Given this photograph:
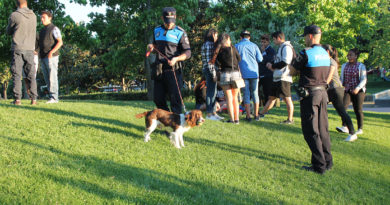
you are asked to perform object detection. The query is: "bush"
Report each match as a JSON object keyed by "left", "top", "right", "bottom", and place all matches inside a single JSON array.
[{"left": 61, "top": 89, "right": 195, "bottom": 102}]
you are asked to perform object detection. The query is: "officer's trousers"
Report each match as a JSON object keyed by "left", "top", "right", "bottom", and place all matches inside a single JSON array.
[
  {"left": 153, "top": 69, "right": 183, "bottom": 114},
  {"left": 300, "top": 89, "right": 332, "bottom": 173}
]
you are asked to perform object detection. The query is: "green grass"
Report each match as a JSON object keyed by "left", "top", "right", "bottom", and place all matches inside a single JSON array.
[
  {"left": 0, "top": 100, "right": 389, "bottom": 204},
  {"left": 366, "top": 75, "right": 390, "bottom": 95}
]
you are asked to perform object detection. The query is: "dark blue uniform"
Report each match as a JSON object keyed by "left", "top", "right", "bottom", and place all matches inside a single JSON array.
[
  {"left": 152, "top": 25, "right": 191, "bottom": 114},
  {"left": 292, "top": 44, "right": 332, "bottom": 173}
]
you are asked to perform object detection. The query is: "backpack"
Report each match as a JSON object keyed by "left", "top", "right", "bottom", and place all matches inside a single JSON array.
[{"left": 280, "top": 44, "right": 296, "bottom": 64}]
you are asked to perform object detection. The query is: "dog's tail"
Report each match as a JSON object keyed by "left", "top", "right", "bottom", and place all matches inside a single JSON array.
[{"left": 135, "top": 111, "right": 149, "bottom": 119}]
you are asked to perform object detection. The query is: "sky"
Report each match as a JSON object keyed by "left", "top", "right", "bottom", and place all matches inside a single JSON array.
[{"left": 58, "top": 0, "right": 107, "bottom": 23}]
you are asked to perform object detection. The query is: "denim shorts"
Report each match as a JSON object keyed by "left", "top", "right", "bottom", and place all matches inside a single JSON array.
[{"left": 219, "top": 71, "right": 241, "bottom": 86}]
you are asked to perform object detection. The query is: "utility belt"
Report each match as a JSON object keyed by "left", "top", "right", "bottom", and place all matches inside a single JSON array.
[
  {"left": 296, "top": 85, "right": 326, "bottom": 98},
  {"left": 151, "top": 61, "right": 183, "bottom": 80}
]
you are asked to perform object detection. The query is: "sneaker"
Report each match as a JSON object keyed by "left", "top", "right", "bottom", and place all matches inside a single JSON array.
[
  {"left": 281, "top": 119, "right": 294, "bottom": 124},
  {"left": 11, "top": 100, "right": 21, "bottom": 105},
  {"left": 234, "top": 120, "right": 239, "bottom": 125},
  {"left": 206, "top": 115, "right": 220, "bottom": 121},
  {"left": 258, "top": 114, "right": 265, "bottom": 119},
  {"left": 244, "top": 117, "right": 252, "bottom": 122},
  {"left": 46, "top": 98, "right": 58, "bottom": 104},
  {"left": 214, "top": 114, "right": 224, "bottom": 120},
  {"left": 344, "top": 134, "right": 358, "bottom": 142},
  {"left": 336, "top": 126, "right": 349, "bottom": 134},
  {"left": 31, "top": 100, "right": 37, "bottom": 105},
  {"left": 355, "top": 129, "right": 363, "bottom": 135},
  {"left": 254, "top": 116, "right": 260, "bottom": 121}
]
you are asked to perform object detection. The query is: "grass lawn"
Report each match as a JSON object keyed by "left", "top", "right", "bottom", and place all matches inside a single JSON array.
[
  {"left": 366, "top": 75, "right": 390, "bottom": 95},
  {"left": 0, "top": 100, "right": 389, "bottom": 204}
]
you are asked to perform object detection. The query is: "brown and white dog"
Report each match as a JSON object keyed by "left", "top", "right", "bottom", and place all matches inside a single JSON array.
[{"left": 135, "top": 109, "right": 205, "bottom": 148}]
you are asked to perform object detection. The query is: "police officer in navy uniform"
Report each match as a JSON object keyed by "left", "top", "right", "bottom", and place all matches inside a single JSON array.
[
  {"left": 290, "top": 25, "right": 332, "bottom": 174},
  {"left": 147, "top": 7, "right": 191, "bottom": 114}
]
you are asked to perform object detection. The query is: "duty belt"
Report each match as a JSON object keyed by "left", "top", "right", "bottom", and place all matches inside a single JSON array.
[{"left": 308, "top": 86, "right": 326, "bottom": 91}]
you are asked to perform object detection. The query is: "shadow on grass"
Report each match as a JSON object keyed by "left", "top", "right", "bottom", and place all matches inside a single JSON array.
[
  {"left": 0, "top": 103, "right": 146, "bottom": 137},
  {"left": 0, "top": 135, "right": 278, "bottom": 204},
  {"left": 63, "top": 100, "right": 156, "bottom": 110},
  {"left": 186, "top": 137, "right": 304, "bottom": 169}
]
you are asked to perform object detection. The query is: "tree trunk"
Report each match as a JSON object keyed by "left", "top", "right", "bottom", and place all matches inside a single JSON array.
[
  {"left": 121, "top": 77, "right": 127, "bottom": 92},
  {"left": 145, "top": 0, "right": 154, "bottom": 101},
  {"left": 3, "top": 82, "right": 8, "bottom": 100},
  {"left": 145, "top": 54, "right": 154, "bottom": 100}
]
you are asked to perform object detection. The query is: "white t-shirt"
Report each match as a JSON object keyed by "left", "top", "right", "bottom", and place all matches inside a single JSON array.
[{"left": 273, "top": 41, "right": 293, "bottom": 83}]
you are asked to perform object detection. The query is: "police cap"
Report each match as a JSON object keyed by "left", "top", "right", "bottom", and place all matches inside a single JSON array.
[
  {"left": 301, "top": 25, "right": 322, "bottom": 37},
  {"left": 162, "top": 7, "right": 176, "bottom": 24}
]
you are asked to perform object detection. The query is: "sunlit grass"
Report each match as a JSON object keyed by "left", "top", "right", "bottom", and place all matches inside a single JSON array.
[{"left": 0, "top": 100, "right": 389, "bottom": 204}]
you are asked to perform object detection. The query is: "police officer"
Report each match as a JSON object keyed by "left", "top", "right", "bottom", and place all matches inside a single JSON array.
[
  {"left": 147, "top": 7, "right": 191, "bottom": 114},
  {"left": 290, "top": 25, "right": 332, "bottom": 174}
]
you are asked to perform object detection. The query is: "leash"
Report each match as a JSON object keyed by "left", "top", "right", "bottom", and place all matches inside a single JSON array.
[{"left": 146, "top": 46, "right": 187, "bottom": 113}]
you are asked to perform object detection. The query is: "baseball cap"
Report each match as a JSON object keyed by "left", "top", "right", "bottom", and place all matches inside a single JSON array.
[
  {"left": 240, "top": 30, "right": 251, "bottom": 37},
  {"left": 162, "top": 7, "right": 176, "bottom": 24},
  {"left": 300, "top": 25, "right": 322, "bottom": 37}
]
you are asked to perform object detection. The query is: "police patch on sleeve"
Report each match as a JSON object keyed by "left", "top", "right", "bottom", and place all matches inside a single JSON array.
[
  {"left": 156, "top": 31, "right": 160, "bottom": 38},
  {"left": 183, "top": 34, "right": 189, "bottom": 45}
]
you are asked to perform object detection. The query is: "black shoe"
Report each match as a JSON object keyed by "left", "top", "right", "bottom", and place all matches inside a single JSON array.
[
  {"left": 302, "top": 166, "right": 324, "bottom": 174},
  {"left": 224, "top": 120, "right": 235, "bottom": 124},
  {"left": 234, "top": 120, "right": 239, "bottom": 125},
  {"left": 244, "top": 117, "right": 252, "bottom": 122}
]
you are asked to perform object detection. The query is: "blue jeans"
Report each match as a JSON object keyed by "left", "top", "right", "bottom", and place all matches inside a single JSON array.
[
  {"left": 243, "top": 78, "right": 259, "bottom": 104},
  {"left": 203, "top": 68, "right": 217, "bottom": 114},
  {"left": 41, "top": 56, "right": 59, "bottom": 100}
]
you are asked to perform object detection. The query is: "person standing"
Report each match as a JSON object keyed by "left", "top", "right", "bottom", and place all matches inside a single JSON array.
[
  {"left": 291, "top": 25, "right": 332, "bottom": 174},
  {"left": 339, "top": 48, "right": 367, "bottom": 136},
  {"left": 259, "top": 31, "right": 294, "bottom": 124},
  {"left": 235, "top": 30, "right": 263, "bottom": 121},
  {"left": 39, "top": 11, "right": 63, "bottom": 103},
  {"left": 258, "top": 34, "right": 276, "bottom": 107},
  {"left": 214, "top": 33, "right": 242, "bottom": 124},
  {"left": 6, "top": 0, "right": 38, "bottom": 105},
  {"left": 147, "top": 7, "right": 191, "bottom": 114},
  {"left": 201, "top": 28, "right": 223, "bottom": 120},
  {"left": 323, "top": 45, "right": 357, "bottom": 142}
]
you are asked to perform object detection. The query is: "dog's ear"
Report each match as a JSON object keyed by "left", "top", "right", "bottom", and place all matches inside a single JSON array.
[{"left": 185, "top": 111, "right": 197, "bottom": 127}]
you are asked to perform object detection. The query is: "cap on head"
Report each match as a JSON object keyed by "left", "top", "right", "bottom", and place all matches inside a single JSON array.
[
  {"left": 301, "top": 25, "right": 322, "bottom": 37},
  {"left": 162, "top": 7, "right": 176, "bottom": 24},
  {"left": 240, "top": 30, "right": 251, "bottom": 38}
]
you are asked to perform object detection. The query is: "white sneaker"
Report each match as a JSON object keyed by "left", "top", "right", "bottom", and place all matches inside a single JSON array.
[
  {"left": 214, "top": 114, "right": 224, "bottom": 120},
  {"left": 336, "top": 126, "right": 349, "bottom": 134},
  {"left": 206, "top": 115, "right": 220, "bottom": 121},
  {"left": 355, "top": 129, "right": 363, "bottom": 135},
  {"left": 344, "top": 134, "right": 358, "bottom": 142},
  {"left": 46, "top": 98, "right": 59, "bottom": 104}
]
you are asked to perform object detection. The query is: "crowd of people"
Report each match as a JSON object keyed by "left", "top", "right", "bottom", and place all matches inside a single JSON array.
[
  {"left": 147, "top": 7, "right": 367, "bottom": 174},
  {"left": 6, "top": 0, "right": 63, "bottom": 105},
  {"left": 7, "top": 3, "right": 368, "bottom": 175}
]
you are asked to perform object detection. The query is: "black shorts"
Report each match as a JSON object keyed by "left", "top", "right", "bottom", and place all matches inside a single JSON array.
[{"left": 271, "top": 81, "right": 291, "bottom": 98}]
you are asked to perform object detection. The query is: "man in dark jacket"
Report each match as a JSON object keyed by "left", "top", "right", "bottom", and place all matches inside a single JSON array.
[
  {"left": 39, "top": 10, "right": 63, "bottom": 103},
  {"left": 258, "top": 34, "right": 276, "bottom": 107},
  {"left": 6, "top": 0, "right": 37, "bottom": 105},
  {"left": 147, "top": 7, "right": 191, "bottom": 114}
]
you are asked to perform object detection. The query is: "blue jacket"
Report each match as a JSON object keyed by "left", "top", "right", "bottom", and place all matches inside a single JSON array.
[{"left": 235, "top": 38, "right": 263, "bottom": 79}]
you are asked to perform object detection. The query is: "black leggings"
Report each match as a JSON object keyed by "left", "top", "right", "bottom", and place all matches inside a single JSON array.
[
  {"left": 343, "top": 90, "right": 365, "bottom": 130},
  {"left": 328, "top": 87, "right": 355, "bottom": 134}
]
